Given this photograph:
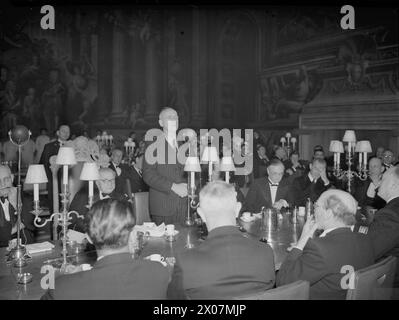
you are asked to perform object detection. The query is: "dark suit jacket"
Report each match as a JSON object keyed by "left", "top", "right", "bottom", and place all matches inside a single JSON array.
[
  {"left": 277, "top": 228, "right": 375, "bottom": 300},
  {"left": 353, "top": 177, "right": 386, "bottom": 209},
  {"left": 142, "top": 135, "right": 186, "bottom": 221},
  {"left": 41, "top": 252, "right": 170, "bottom": 299},
  {"left": 291, "top": 174, "right": 331, "bottom": 206},
  {"left": 110, "top": 162, "right": 149, "bottom": 194},
  {"left": 167, "top": 226, "right": 275, "bottom": 299},
  {"left": 68, "top": 187, "right": 126, "bottom": 233},
  {"left": 367, "top": 197, "right": 399, "bottom": 287},
  {"left": 242, "top": 177, "right": 292, "bottom": 213},
  {"left": 253, "top": 154, "right": 269, "bottom": 179},
  {"left": 0, "top": 199, "right": 34, "bottom": 247},
  {"left": 39, "top": 140, "right": 61, "bottom": 211}
]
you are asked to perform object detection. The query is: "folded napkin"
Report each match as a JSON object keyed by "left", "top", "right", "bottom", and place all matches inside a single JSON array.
[
  {"left": 25, "top": 241, "right": 55, "bottom": 255},
  {"left": 66, "top": 230, "right": 87, "bottom": 244},
  {"left": 134, "top": 223, "right": 166, "bottom": 237}
]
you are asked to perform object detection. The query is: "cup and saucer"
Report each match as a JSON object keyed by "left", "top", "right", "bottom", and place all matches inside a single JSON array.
[{"left": 164, "top": 224, "right": 179, "bottom": 241}]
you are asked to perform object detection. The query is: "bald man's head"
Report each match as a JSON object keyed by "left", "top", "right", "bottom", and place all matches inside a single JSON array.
[
  {"left": 197, "top": 181, "right": 241, "bottom": 231},
  {"left": 368, "top": 157, "right": 383, "bottom": 176},
  {"left": 158, "top": 107, "right": 178, "bottom": 134}
]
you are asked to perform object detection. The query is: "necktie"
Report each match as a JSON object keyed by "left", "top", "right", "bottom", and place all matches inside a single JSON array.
[{"left": 0, "top": 197, "right": 10, "bottom": 222}]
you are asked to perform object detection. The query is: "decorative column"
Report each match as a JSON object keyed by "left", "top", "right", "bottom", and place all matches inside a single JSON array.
[
  {"left": 298, "top": 129, "right": 313, "bottom": 161},
  {"left": 144, "top": 36, "right": 162, "bottom": 124},
  {"left": 111, "top": 10, "right": 126, "bottom": 119},
  {"left": 191, "top": 8, "right": 207, "bottom": 128},
  {"left": 96, "top": 15, "right": 112, "bottom": 118}
]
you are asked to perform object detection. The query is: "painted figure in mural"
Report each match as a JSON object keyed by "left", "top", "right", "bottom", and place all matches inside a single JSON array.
[
  {"left": 168, "top": 60, "right": 189, "bottom": 125},
  {"left": 125, "top": 99, "right": 146, "bottom": 129},
  {"left": 22, "top": 87, "right": 41, "bottom": 133},
  {"left": 41, "top": 69, "right": 65, "bottom": 135},
  {"left": 65, "top": 56, "right": 97, "bottom": 131},
  {"left": 0, "top": 80, "right": 20, "bottom": 135}
]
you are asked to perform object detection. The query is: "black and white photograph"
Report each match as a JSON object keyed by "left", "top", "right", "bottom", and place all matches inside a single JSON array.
[{"left": 0, "top": 0, "right": 398, "bottom": 305}]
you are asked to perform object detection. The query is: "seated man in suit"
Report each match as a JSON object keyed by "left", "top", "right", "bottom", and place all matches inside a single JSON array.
[
  {"left": 69, "top": 167, "right": 128, "bottom": 233},
  {"left": 0, "top": 165, "right": 34, "bottom": 247},
  {"left": 291, "top": 158, "right": 332, "bottom": 206},
  {"left": 382, "top": 149, "right": 395, "bottom": 173},
  {"left": 367, "top": 166, "right": 399, "bottom": 288},
  {"left": 277, "top": 189, "right": 375, "bottom": 299},
  {"left": 42, "top": 199, "right": 169, "bottom": 299},
  {"left": 353, "top": 157, "right": 386, "bottom": 210},
  {"left": 243, "top": 159, "right": 291, "bottom": 213},
  {"left": 110, "top": 148, "right": 148, "bottom": 194},
  {"left": 284, "top": 151, "right": 308, "bottom": 181},
  {"left": 167, "top": 181, "right": 275, "bottom": 299}
]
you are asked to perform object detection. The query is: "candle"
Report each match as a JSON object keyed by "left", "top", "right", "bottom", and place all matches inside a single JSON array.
[
  {"left": 286, "top": 132, "right": 291, "bottom": 139},
  {"left": 33, "top": 183, "right": 39, "bottom": 202},
  {"left": 63, "top": 165, "right": 68, "bottom": 186},
  {"left": 109, "top": 135, "right": 113, "bottom": 145},
  {"left": 333, "top": 153, "right": 337, "bottom": 167},
  {"left": 89, "top": 180, "right": 94, "bottom": 198},
  {"left": 190, "top": 171, "right": 195, "bottom": 190},
  {"left": 364, "top": 152, "right": 367, "bottom": 166},
  {"left": 209, "top": 162, "right": 213, "bottom": 181},
  {"left": 359, "top": 152, "right": 363, "bottom": 168},
  {"left": 337, "top": 153, "right": 341, "bottom": 166},
  {"left": 226, "top": 171, "right": 230, "bottom": 184},
  {"left": 348, "top": 142, "right": 351, "bottom": 156}
]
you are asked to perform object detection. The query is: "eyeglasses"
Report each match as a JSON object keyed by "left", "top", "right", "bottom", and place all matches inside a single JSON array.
[{"left": 383, "top": 155, "right": 393, "bottom": 158}]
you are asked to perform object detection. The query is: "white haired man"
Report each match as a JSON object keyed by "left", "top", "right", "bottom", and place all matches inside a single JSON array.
[{"left": 277, "top": 189, "right": 374, "bottom": 299}]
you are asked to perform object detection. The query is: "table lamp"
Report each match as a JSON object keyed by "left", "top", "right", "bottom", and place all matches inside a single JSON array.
[
  {"left": 220, "top": 156, "right": 236, "bottom": 184},
  {"left": 80, "top": 162, "right": 100, "bottom": 208},
  {"left": 201, "top": 146, "right": 219, "bottom": 182}
]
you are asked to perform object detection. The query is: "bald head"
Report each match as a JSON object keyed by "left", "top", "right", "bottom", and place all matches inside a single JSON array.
[
  {"left": 368, "top": 157, "right": 383, "bottom": 176},
  {"left": 197, "top": 181, "right": 241, "bottom": 231},
  {"left": 159, "top": 107, "right": 178, "bottom": 134},
  {"left": 96, "top": 167, "right": 116, "bottom": 194}
]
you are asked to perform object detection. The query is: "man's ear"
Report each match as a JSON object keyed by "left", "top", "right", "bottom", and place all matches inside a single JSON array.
[
  {"left": 56, "top": 130, "right": 60, "bottom": 137},
  {"left": 309, "top": 163, "right": 313, "bottom": 170},
  {"left": 10, "top": 174, "right": 14, "bottom": 183},
  {"left": 158, "top": 119, "right": 163, "bottom": 128}
]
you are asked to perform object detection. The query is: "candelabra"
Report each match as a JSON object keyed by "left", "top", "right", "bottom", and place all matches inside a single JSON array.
[
  {"left": 31, "top": 147, "right": 84, "bottom": 273},
  {"left": 184, "top": 156, "right": 201, "bottom": 226},
  {"left": 280, "top": 132, "right": 297, "bottom": 158},
  {"left": 96, "top": 131, "right": 113, "bottom": 148},
  {"left": 6, "top": 126, "right": 32, "bottom": 268},
  {"left": 124, "top": 138, "right": 135, "bottom": 157},
  {"left": 330, "top": 131, "right": 371, "bottom": 193}
]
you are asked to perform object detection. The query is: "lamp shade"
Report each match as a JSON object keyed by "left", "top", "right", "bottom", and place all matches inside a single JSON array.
[
  {"left": 80, "top": 162, "right": 100, "bottom": 181},
  {"left": 25, "top": 164, "right": 48, "bottom": 184},
  {"left": 220, "top": 156, "right": 236, "bottom": 172},
  {"left": 184, "top": 157, "right": 201, "bottom": 172},
  {"left": 201, "top": 146, "right": 219, "bottom": 162},
  {"left": 56, "top": 147, "right": 77, "bottom": 165},
  {"left": 342, "top": 130, "right": 356, "bottom": 143},
  {"left": 329, "top": 140, "right": 344, "bottom": 153},
  {"left": 357, "top": 140, "right": 372, "bottom": 153}
]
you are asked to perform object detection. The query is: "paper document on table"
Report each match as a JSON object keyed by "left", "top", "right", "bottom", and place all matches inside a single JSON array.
[
  {"left": 25, "top": 241, "right": 55, "bottom": 255},
  {"left": 135, "top": 223, "right": 166, "bottom": 237}
]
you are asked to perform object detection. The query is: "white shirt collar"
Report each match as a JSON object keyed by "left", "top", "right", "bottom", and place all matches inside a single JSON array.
[
  {"left": 319, "top": 225, "right": 354, "bottom": 238},
  {"left": 308, "top": 172, "right": 316, "bottom": 183}
]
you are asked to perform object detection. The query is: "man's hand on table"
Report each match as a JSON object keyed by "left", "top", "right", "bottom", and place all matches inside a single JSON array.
[{"left": 171, "top": 183, "right": 188, "bottom": 198}]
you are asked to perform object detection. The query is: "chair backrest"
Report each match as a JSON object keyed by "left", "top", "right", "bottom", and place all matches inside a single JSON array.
[
  {"left": 346, "top": 256, "right": 397, "bottom": 300},
  {"left": 233, "top": 280, "right": 310, "bottom": 300},
  {"left": 133, "top": 192, "right": 151, "bottom": 225}
]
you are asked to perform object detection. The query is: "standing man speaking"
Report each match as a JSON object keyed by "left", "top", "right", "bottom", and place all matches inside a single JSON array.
[{"left": 143, "top": 108, "right": 187, "bottom": 225}]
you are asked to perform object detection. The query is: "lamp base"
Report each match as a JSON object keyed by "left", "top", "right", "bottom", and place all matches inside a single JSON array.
[
  {"left": 7, "top": 246, "right": 28, "bottom": 267},
  {"left": 184, "top": 217, "right": 195, "bottom": 227}
]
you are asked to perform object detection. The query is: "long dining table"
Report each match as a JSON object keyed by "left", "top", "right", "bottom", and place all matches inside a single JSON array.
[{"left": 0, "top": 211, "right": 304, "bottom": 300}]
